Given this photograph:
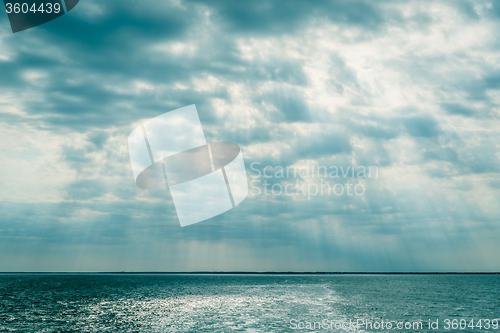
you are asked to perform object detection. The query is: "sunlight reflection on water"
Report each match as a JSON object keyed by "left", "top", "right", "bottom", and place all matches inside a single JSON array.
[{"left": 0, "top": 274, "right": 499, "bottom": 332}]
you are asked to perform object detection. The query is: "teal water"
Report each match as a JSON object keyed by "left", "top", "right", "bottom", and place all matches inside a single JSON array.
[{"left": 0, "top": 274, "right": 499, "bottom": 332}]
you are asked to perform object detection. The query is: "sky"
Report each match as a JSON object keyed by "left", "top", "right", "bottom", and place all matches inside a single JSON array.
[{"left": 0, "top": 0, "right": 499, "bottom": 272}]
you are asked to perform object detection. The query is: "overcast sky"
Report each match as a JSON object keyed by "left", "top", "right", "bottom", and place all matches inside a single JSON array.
[{"left": 0, "top": 0, "right": 499, "bottom": 272}]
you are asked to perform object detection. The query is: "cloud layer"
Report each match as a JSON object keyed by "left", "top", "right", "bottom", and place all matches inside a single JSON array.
[{"left": 0, "top": 0, "right": 499, "bottom": 271}]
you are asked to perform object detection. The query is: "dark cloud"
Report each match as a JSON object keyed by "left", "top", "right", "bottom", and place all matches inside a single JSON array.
[
  {"left": 441, "top": 103, "right": 476, "bottom": 117},
  {"left": 66, "top": 179, "right": 108, "bottom": 200},
  {"left": 0, "top": 0, "right": 499, "bottom": 272},
  {"left": 62, "top": 146, "right": 92, "bottom": 168},
  {"left": 423, "top": 147, "right": 459, "bottom": 163},
  {"left": 88, "top": 131, "right": 109, "bottom": 149},
  {"left": 342, "top": 115, "right": 401, "bottom": 140},
  {"left": 453, "top": 0, "right": 480, "bottom": 20},
  {"left": 339, "top": 112, "right": 443, "bottom": 141},
  {"left": 215, "top": 127, "right": 273, "bottom": 146},
  {"left": 255, "top": 89, "right": 311, "bottom": 123},
  {"left": 424, "top": 144, "right": 500, "bottom": 177},
  {"left": 187, "top": 0, "right": 386, "bottom": 35},
  {"left": 250, "top": 58, "right": 307, "bottom": 86},
  {"left": 402, "top": 115, "right": 441, "bottom": 138},
  {"left": 453, "top": 73, "right": 500, "bottom": 104},
  {"left": 294, "top": 131, "right": 352, "bottom": 158}
]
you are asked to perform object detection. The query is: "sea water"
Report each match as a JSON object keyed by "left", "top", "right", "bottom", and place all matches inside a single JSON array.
[{"left": 0, "top": 274, "right": 498, "bottom": 332}]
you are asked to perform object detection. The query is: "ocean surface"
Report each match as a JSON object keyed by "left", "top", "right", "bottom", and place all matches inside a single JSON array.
[{"left": 0, "top": 274, "right": 499, "bottom": 332}]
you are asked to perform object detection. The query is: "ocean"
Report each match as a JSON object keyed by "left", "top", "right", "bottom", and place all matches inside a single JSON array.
[{"left": 0, "top": 274, "right": 498, "bottom": 332}]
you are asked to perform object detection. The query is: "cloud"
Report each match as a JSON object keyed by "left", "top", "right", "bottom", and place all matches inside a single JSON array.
[
  {"left": 402, "top": 115, "right": 441, "bottom": 138},
  {"left": 65, "top": 179, "right": 108, "bottom": 200},
  {"left": 189, "top": 0, "right": 386, "bottom": 35},
  {"left": 255, "top": 88, "right": 311, "bottom": 123},
  {"left": 441, "top": 103, "right": 477, "bottom": 117},
  {"left": 0, "top": 0, "right": 499, "bottom": 271}
]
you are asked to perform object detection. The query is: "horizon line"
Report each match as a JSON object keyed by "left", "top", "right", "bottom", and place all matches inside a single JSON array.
[{"left": 0, "top": 271, "right": 499, "bottom": 275}]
